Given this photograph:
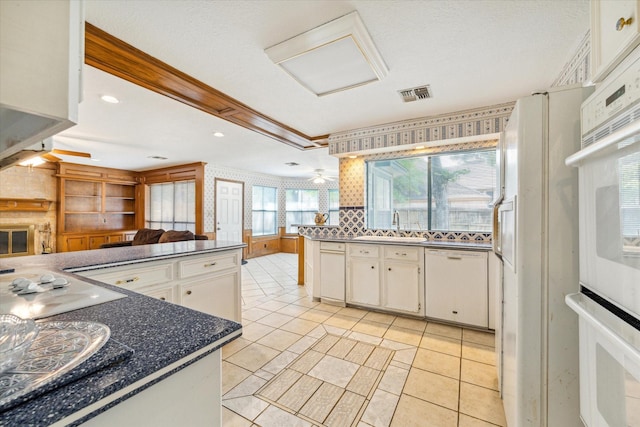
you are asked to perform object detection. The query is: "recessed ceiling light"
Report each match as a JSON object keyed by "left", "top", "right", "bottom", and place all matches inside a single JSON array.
[
  {"left": 101, "top": 95, "right": 120, "bottom": 104},
  {"left": 415, "top": 145, "right": 425, "bottom": 150},
  {"left": 348, "top": 155, "right": 357, "bottom": 159},
  {"left": 91, "top": 158, "right": 101, "bottom": 162},
  {"left": 213, "top": 132, "right": 224, "bottom": 137}
]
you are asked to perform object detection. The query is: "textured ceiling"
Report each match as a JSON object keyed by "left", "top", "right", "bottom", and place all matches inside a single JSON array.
[{"left": 54, "top": 0, "right": 589, "bottom": 177}]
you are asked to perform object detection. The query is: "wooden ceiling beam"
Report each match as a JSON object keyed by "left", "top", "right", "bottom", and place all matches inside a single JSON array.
[{"left": 84, "top": 22, "right": 329, "bottom": 150}]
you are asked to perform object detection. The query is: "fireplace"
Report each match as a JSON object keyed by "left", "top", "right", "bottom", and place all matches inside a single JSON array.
[{"left": 0, "top": 224, "right": 35, "bottom": 257}]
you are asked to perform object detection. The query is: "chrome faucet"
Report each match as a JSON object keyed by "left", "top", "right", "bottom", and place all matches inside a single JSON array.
[{"left": 392, "top": 210, "right": 400, "bottom": 233}]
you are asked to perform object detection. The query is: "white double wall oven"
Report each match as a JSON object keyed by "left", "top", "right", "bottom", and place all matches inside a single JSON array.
[{"left": 566, "top": 46, "right": 640, "bottom": 427}]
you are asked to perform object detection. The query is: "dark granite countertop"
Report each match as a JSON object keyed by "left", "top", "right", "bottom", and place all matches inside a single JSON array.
[
  {"left": 302, "top": 235, "right": 492, "bottom": 251},
  {"left": 0, "top": 241, "right": 245, "bottom": 426}
]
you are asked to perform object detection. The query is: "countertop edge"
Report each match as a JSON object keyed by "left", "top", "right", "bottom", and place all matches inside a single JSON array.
[
  {"left": 54, "top": 329, "right": 243, "bottom": 427},
  {"left": 302, "top": 236, "right": 492, "bottom": 250}
]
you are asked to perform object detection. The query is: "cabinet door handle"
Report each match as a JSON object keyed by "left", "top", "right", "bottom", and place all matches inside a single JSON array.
[
  {"left": 115, "top": 277, "right": 139, "bottom": 285},
  {"left": 186, "top": 290, "right": 192, "bottom": 295},
  {"left": 204, "top": 262, "right": 217, "bottom": 267},
  {"left": 160, "top": 297, "right": 166, "bottom": 301},
  {"left": 447, "top": 256, "right": 462, "bottom": 260},
  {"left": 617, "top": 17, "right": 633, "bottom": 31},
  {"left": 452, "top": 310, "right": 458, "bottom": 314},
  {"left": 361, "top": 250, "right": 369, "bottom": 254},
  {"left": 395, "top": 252, "right": 407, "bottom": 256},
  {"left": 371, "top": 266, "right": 375, "bottom": 269},
  {"left": 388, "top": 267, "right": 392, "bottom": 271}
]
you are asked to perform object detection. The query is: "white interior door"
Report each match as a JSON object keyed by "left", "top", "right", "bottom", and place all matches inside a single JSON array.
[{"left": 215, "top": 179, "right": 243, "bottom": 242}]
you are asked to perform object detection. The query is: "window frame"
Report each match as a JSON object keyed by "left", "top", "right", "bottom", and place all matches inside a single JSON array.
[
  {"left": 285, "top": 188, "right": 319, "bottom": 234},
  {"left": 328, "top": 189, "right": 340, "bottom": 226},
  {"left": 365, "top": 148, "right": 496, "bottom": 233},
  {"left": 252, "top": 185, "right": 278, "bottom": 236},
  {"left": 139, "top": 162, "right": 205, "bottom": 234},
  {"left": 146, "top": 180, "right": 197, "bottom": 232}
]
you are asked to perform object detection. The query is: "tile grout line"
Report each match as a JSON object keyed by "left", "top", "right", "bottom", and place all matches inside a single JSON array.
[{"left": 234, "top": 254, "right": 503, "bottom": 426}]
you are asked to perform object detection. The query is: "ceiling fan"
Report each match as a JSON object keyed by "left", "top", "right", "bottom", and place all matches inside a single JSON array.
[
  {"left": 307, "top": 169, "right": 336, "bottom": 184},
  {"left": 41, "top": 148, "right": 92, "bottom": 163}
]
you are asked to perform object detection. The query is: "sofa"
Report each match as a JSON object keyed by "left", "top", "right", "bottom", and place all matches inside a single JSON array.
[{"left": 100, "top": 228, "right": 208, "bottom": 249}]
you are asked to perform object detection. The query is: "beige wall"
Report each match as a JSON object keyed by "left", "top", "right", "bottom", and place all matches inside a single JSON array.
[{"left": 0, "top": 165, "right": 57, "bottom": 253}]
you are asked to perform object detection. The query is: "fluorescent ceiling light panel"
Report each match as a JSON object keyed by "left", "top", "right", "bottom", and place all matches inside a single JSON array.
[{"left": 265, "top": 11, "right": 388, "bottom": 96}]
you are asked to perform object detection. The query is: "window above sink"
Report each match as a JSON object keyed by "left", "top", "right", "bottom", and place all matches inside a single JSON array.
[{"left": 366, "top": 148, "right": 497, "bottom": 233}]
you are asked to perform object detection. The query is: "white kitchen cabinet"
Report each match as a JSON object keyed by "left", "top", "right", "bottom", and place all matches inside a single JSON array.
[
  {"left": 304, "top": 237, "right": 321, "bottom": 300},
  {"left": 383, "top": 245, "right": 424, "bottom": 316},
  {"left": 347, "top": 243, "right": 424, "bottom": 316},
  {"left": 0, "top": 0, "right": 82, "bottom": 152},
  {"left": 79, "top": 349, "right": 222, "bottom": 427},
  {"left": 347, "top": 254, "right": 381, "bottom": 307},
  {"left": 142, "top": 286, "right": 175, "bottom": 303},
  {"left": 591, "top": 0, "right": 640, "bottom": 82},
  {"left": 425, "top": 249, "right": 488, "bottom": 328},
  {"left": 179, "top": 270, "right": 240, "bottom": 322},
  {"left": 319, "top": 241, "right": 346, "bottom": 306},
  {"left": 81, "top": 260, "right": 175, "bottom": 291},
  {"left": 76, "top": 248, "right": 242, "bottom": 323}
]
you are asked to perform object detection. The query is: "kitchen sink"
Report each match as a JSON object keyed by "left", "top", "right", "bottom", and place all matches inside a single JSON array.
[{"left": 353, "top": 236, "right": 427, "bottom": 243}]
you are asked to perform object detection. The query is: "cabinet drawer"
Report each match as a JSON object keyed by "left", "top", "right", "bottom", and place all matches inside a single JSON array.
[
  {"left": 348, "top": 244, "right": 379, "bottom": 258},
  {"left": 141, "top": 286, "right": 174, "bottom": 303},
  {"left": 320, "top": 241, "right": 345, "bottom": 251},
  {"left": 88, "top": 263, "right": 174, "bottom": 289},
  {"left": 384, "top": 246, "right": 421, "bottom": 261},
  {"left": 178, "top": 252, "right": 240, "bottom": 279}
]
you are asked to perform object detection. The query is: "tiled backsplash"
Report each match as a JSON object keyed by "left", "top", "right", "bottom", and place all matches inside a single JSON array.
[{"left": 299, "top": 208, "right": 492, "bottom": 243}]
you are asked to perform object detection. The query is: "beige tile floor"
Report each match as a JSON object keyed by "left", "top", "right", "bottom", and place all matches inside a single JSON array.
[{"left": 222, "top": 253, "right": 506, "bottom": 427}]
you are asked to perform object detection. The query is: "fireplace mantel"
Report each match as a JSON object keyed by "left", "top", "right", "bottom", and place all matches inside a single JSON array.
[{"left": 0, "top": 198, "right": 52, "bottom": 212}]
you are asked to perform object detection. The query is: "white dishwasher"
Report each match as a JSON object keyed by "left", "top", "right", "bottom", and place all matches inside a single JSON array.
[
  {"left": 319, "top": 241, "right": 346, "bottom": 306},
  {"left": 425, "top": 249, "right": 488, "bottom": 327}
]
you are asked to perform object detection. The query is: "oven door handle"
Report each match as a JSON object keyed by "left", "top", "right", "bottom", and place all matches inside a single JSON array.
[
  {"left": 566, "top": 293, "right": 640, "bottom": 363},
  {"left": 566, "top": 117, "right": 640, "bottom": 167}
]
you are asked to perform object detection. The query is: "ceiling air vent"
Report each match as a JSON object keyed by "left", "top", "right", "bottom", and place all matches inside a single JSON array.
[{"left": 398, "top": 85, "right": 432, "bottom": 103}]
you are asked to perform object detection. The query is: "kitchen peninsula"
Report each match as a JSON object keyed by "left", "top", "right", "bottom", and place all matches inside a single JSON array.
[
  {"left": 301, "top": 234, "right": 497, "bottom": 330},
  {"left": 0, "top": 240, "right": 244, "bottom": 426}
]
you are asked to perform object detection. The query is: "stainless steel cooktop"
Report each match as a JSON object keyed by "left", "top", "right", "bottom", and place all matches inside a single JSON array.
[{"left": 0, "top": 270, "right": 126, "bottom": 319}]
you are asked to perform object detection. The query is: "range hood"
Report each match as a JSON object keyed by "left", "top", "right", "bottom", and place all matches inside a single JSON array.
[
  {"left": 0, "top": 134, "right": 53, "bottom": 171},
  {"left": 0, "top": 0, "right": 82, "bottom": 170}
]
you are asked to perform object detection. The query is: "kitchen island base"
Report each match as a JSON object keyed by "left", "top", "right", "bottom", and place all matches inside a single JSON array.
[{"left": 55, "top": 347, "right": 223, "bottom": 427}]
